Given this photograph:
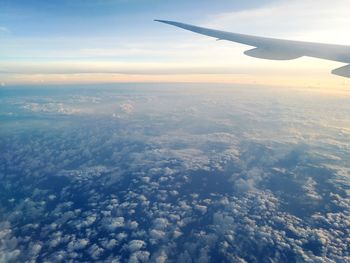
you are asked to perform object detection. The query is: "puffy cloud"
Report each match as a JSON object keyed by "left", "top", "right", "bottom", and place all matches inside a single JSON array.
[
  {"left": 1, "top": 84, "right": 349, "bottom": 262},
  {"left": 67, "top": 238, "right": 89, "bottom": 251},
  {"left": 194, "top": 204, "right": 208, "bottom": 214},
  {"left": 88, "top": 244, "right": 104, "bottom": 260},
  {"left": 233, "top": 178, "right": 255, "bottom": 193},
  {"left": 302, "top": 177, "right": 322, "bottom": 201},
  {"left": 120, "top": 103, "right": 134, "bottom": 114},
  {"left": 109, "top": 217, "right": 125, "bottom": 230},
  {"left": 128, "top": 250, "right": 150, "bottom": 263},
  {"left": 149, "top": 229, "right": 165, "bottom": 241},
  {"left": 153, "top": 218, "right": 168, "bottom": 230},
  {"left": 81, "top": 214, "right": 97, "bottom": 228},
  {"left": 101, "top": 239, "right": 118, "bottom": 250},
  {"left": 127, "top": 240, "right": 146, "bottom": 253},
  {"left": 0, "top": 222, "right": 21, "bottom": 263},
  {"left": 21, "top": 102, "right": 81, "bottom": 115},
  {"left": 154, "top": 250, "right": 167, "bottom": 263}
]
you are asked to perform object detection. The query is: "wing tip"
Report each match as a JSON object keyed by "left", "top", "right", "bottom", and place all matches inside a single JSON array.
[
  {"left": 154, "top": 19, "right": 173, "bottom": 24},
  {"left": 154, "top": 20, "right": 185, "bottom": 27}
]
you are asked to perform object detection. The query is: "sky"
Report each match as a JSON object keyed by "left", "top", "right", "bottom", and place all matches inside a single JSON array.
[{"left": 1, "top": 0, "right": 350, "bottom": 89}]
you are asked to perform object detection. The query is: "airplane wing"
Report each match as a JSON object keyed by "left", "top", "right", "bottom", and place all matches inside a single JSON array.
[{"left": 155, "top": 20, "right": 350, "bottom": 78}]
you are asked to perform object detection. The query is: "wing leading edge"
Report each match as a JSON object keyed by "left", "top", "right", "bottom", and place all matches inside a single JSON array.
[{"left": 155, "top": 19, "right": 350, "bottom": 78}]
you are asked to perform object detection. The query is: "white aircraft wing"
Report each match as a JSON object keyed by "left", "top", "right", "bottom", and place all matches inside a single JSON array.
[{"left": 155, "top": 20, "right": 350, "bottom": 78}]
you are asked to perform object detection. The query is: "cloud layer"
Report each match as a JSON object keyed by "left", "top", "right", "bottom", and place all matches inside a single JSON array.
[{"left": 0, "top": 84, "right": 349, "bottom": 262}]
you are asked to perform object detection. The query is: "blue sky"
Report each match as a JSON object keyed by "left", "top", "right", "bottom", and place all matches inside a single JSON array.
[
  {"left": 1, "top": 0, "right": 271, "bottom": 38},
  {"left": 1, "top": 0, "right": 350, "bottom": 88}
]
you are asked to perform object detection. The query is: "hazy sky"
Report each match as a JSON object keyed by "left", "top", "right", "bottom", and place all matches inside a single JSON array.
[{"left": 1, "top": 0, "right": 350, "bottom": 89}]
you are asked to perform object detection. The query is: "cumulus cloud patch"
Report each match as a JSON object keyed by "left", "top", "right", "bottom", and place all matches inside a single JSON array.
[
  {"left": 1, "top": 85, "right": 349, "bottom": 262},
  {"left": 22, "top": 102, "right": 82, "bottom": 115}
]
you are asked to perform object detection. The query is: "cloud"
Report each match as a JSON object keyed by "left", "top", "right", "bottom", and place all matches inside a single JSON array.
[
  {"left": 24, "top": 102, "right": 82, "bottom": 115},
  {"left": 1, "top": 85, "right": 349, "bottom": 261},
  {"left": 88, "top": 244, "right": 104, "bottom": 260},
  {"left": 194, "top": 204, "right": 208, "bottom": 214},
  {"left": 127, "top": 240, "right": 146, "bottom": 253},
  {"left": 233, "top": 178, "right": 256, "bottom": 193},
  {"left": 0, "top": 61, "right": 245, "bottom": 75},
  {"left": 302, "top": 177, "right": 322, "bottom": 201},
  {"left": 108, "top": 217, "right": 125, "bottom": 230},
  {"left": 149, "top": 229, "right": 165, "bottom": 241},
  {"left": 153, "top": 218, "right": 169, "bottom": 230},
  {"left": 67, "top": 239, "right": 89, "bottom": 251},
  {"left": 0, "top": 26, "right": 9, "bottom": 33},
  {"left": 0, "top": 222, "right": 21, "bottom": 263},
  {"left": 128, "top": 250, "right": 150, "bottom": 263},
  {"left": 120, "top": 103, "right": 135, "bottom": 114},
  {"left": 208, "top": 0, "right": 350, "bottom": 44}
]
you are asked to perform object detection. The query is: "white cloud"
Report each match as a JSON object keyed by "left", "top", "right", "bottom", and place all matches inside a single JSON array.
[
  {"left": 194, "top": 204, "right": 208, "bottom": 214},
  {"left": 1, "top": 85, "right": 349, "bottom": 261},
  {"left": 0, "top": 26, "right": 9, "bottom": 33},
  {"left": 68, "top": 238, "right": 89, "bottom": 251},
  {"left": 153, "top": 218, "right": 168, "bottom": 230},
  {"left": 117, "top": 232, "right": 128, "bottom": 241},
  {"left": 149, "top": 229, "right": 165, "bottom": 241},
  {"left": 302, "top": 177, "right": 322, "bottom": 201},
  {"left": 0, "top": 222, "right": 21, "bottom": 263},
  {"left": 128, "top": 250, "right": 150, "bottom": 263},
  {"left": 127, "top": 240, "right": 146, "bottom": 253},
  {"left": 21, "top": 102, "right": 82, "bottom": 115},
  {"left": 128, "top": 221, "right": 139, "bottom": 230},
  {"left": 120, "top": 103, "right": 134, "bottom": 114},
  {"left": 234, "top": 178, "right": 256, "bottom": 193},
  {"left": 88, "top": 244, "right": 104, "bottom": 260},
  {"left": 30, "top": 242, "right": 42, "bottom": 256},
  {"left": 154, "top": 250, "right": 167, "bottom": 263},
  {"left": 208, "top": 0, "right": 350, "bottom": 44},
  {"left": 107, "top": 217, "right": 125, "bottom": 231},
  {"left": 83, "top": 215, "right": 97, "bottom": 228}
]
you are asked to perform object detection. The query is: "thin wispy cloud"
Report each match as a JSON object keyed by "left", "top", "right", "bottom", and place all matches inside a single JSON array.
[
  {"left": 207, "top": 0, "right": 350, "bottom": 43},
  {"left": 0, "top": 26, "right": 9, "bottom": 33},
  {"left": 0, "top": 61, "right": 248, "bottom": 75}
]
